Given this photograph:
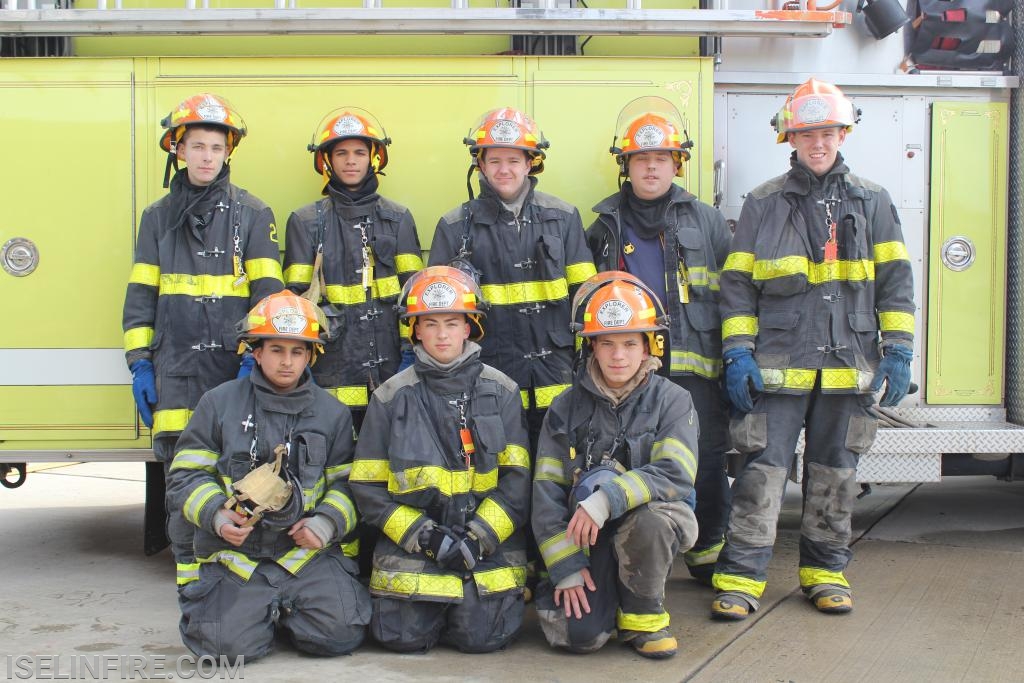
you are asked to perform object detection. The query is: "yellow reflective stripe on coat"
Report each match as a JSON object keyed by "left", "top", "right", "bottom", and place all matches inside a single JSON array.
[
  {"left": 370, "top": 568, "right": 464, "bottom": 599},
  {"left": 481, "top": 278, "right": 569, "bottom": 306},
  {"left": 711, "top": 572, "right": 767, "bottom": 598},
  {"left": 199, "top": 550, "right": 259, "bottom": 581},
  {"left": 475, "top": 497, "right": 516, "bottom": 544},
  {"left": 395, "top": 252, "right": 424, "bottom": 274},
  {"left": 153, "top": 408, "right": 192, "bottom": 435},
  {"left": 302, "top": 475, "right": 326, "bottom": 512},
  {"left": 327, "top": 385, "right": 370, "bottom": 408},
  {"left": 159, "top": 273, "right": 250, "bottom": 298},
  {"left": 244, "top": 257, "right": 284, "bottom": 282},
  {"left": 686, "top": 266, "right": 720, "bottom": 291},
  {"left": 324, "top": 462, "right": 351, "bottom": 486},
  {"left": 722, "top": 315, "right": 757, "bottom": 340},
  {"left": 565, "top": 261, "right": 598, "bottom": 286},
  {"left": 532, "top": 383, "right": 571, "bottom": 409},
  {"left": 723, "top": 251, "right": 755, "bottom": 273},
  {"left": 276, "top": 546, "right": 321, "bottom": 576},
  {"left": 176, "top": 562, "right": 200, "bottom": 586},
  {"left": 323, "top": 274, "right": 400, "bottom": 305},
  {"left": 759, "top": 367, "right": 817, "bottom": 391},
  {"left": 651, "top": 437, "right": 697, "bottom": 481},
  {"left": 129, "top": 262, "right": 161, "bottom": 287},
  {"left": 124, "top": 326, "right": 154, "bottom": 352},
  {"left": 683, "top": 540, "right": 724, "bottom": 567},
  {"left": 381, "top": 505, "right": 426, "bottom": 545},
  {"left": 611, "top": 471, "right": 652, "bottom": 509},
  {"left": 341, "top": 539, "right": 359, "bottom": 558},
  {"left": 873, "top": 240, "right": 910, "bottom": 264},
  {"left": 498, "top": 444, "right": 530, "bottom": 469},
  {"left": 535, "top": 457, "right": 569, "bottom": 484},
  {"left": 539, "top": 531, "right": 582, "bottom": 569},
  {"left": 617, "top": 608, "right": 670, "bottom": 632},
  {"left": 821, "top": 367, "right": 861, "bottom": 390},
  {"left": 170, "top": 449, "right": 219, "bottom": 474},
  {"left": 669, "top": 350, "right": 721, "bottom": 379},
  {"left": 388, "top": 465, "right": 497, "bottom": 497},
  {"left": 750, "top": 256, "right": 874, "bottom": 284},
  {"left": 474, "top": 565, "right": 527, "bottom": 596},
  {"left": 322, "top": 490, "right": 357, "bottom": 535},
  {"left": 798, "top": 567, "right": 850, "bottom": 589},
  {"left": 183, "top": 481, "right": 223, "bottom": 526},
  {"left": 283, "top": 263, "right": 313, "bottom": 285},
  {"left": 350, "top": 458, "right": 389, "bottom": 483},
  {"left": 879, "top": 311, "right": 914, "bottom": 334}
]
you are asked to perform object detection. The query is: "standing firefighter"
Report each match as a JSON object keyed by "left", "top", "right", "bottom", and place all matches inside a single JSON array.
[
  {"left": 166, "top": 291, "right": 370, "bottom": 660},
  {"left": 532, "top": 272, "right": 699, "bottom": 660},
  {"left": 711, "top": 79, "right": 915, "bottom": 620},
  {"left": 350, "top": 266, "right": 531, "bottom": 654},
  {"left": 588, "top": 96, "right": 732, "bottom": 584},
  {"left": 122, "top": 93, "right": 284, "bottom": 568},
  {"left": 428, "top": 107, "right": 596, "bottom": 451},
  {"left": 283, "top": 107, "right": 423, "bottom": 433}
]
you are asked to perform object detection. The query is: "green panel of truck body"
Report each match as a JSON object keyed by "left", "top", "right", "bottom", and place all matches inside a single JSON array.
[
  {"left": 0, "top": 54, "right": 710, "bottom": 455},
  {"left": 926, "top": 102, "right": 1007, "bottom": 404}
]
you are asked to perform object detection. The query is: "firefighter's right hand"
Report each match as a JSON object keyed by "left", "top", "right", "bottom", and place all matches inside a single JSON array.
[
  {"left": 216, "top": 508, "right": 254, "bottom": 547},
  {"left": 723, "top": 348, "right": 764, "bottom": 414},
  {"left": 419, "top": 524, "right": 461, "bottom": 567},
  {"left": 129, "top": 359, "right": 158, "bottom": 428},
  {"left": 554, "top": 568, "right": 596, "bottom": 620}
]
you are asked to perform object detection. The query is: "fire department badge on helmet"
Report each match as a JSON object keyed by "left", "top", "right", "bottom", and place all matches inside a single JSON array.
[
  {"left": 197, "top": 97, "right": 227, "bottom": 123},
  {"left": 422, "top": 282, "right": 458, "bottom": 309},
  {"left": 596, "top": 299, "right": 633, "bottom": 328},
  {"left": 271, "top": 308, "right": 308, "bottom": 335},
  {"left": 333, "top": 115, "right": 366, "bottom": 137},
  {"left": 634, "top": 124, "right": 666, "bottom": 148},
  {"left": 489, "top": 119, "right": 522, "bottom": 145},
  {"left": 797, "top": 97, "right": 832, "bottom": 125}
]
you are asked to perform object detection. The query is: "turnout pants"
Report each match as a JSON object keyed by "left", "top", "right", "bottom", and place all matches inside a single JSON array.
[
  {"left": 536, "top": 501, "right": 697, "bottom": 653},
  {"left": 713, "top": 389, "right": 877, "bottom": 599},
  {"left": 178, "top": 547, "right": 371, "bottom": 660}
]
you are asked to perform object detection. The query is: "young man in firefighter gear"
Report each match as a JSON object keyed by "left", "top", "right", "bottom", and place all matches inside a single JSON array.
[
  {"left": 428, "top": 107, "right": 597, "bottom": 453},
  {"left": 350, "top": 266, "right": 531, "bottom": 654},
  {"left": 122, "top": 93, "right": 284, "bottom": 567},
  {"left": 711, "top": 78, "right": 915, "bottom": 620},
  {"left": 166, "top": 291, "right": 370, "bottom": 660},
  {"left": 532, "top": 272, "right": 699, "bottom": 660},
  {"left": 587, "top": 97, "right": 732, "bottom": 585},
  {"left": 283, "top": 107, "right": 423, "bottom": 434}
]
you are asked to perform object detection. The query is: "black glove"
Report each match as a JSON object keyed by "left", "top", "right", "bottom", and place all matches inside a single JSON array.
[
  {"left": 420, "top": 524, "right": 460, "bottom": 566},
  {"left": 442, "top": 527, "right": 481, "bottom": 572}
]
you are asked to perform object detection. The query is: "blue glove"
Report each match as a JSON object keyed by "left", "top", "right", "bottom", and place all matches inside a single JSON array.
[
  {"left": 397, "top": 347, "right": 416, "bottom": 373},
  {"left": 870, "top": 345, "right": 912, "bottom": 407},
  {"left": 237, "top": 352, "right": 255, "bottom": 379},
  {"left": 723, "top": 347, "right": 764, "bottom": 414},
  {"left": 129, "top": 359, "right": 157, "bottom": 428}
]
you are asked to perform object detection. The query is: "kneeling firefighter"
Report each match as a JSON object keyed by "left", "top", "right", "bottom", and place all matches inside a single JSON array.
[{"left": 531, "top": 272, "right": 700, "bottom": 660}]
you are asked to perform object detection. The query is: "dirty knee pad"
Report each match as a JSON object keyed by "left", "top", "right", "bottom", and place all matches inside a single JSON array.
[
  {"left": 179, "top": 565, "right": 275, "bottom": 661},
  {"left": 370, "top": 597, "right": 447, "bottom": 653},
  {"left": 281, "top": 552, "right": 371, "bottom": 656},
  {"left": 444, "top": 588, "right": 525, "bottom": 653}
]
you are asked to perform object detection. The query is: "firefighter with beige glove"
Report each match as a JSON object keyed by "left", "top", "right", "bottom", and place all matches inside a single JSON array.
[
  {"left": 167, "top": 291, "right": 370, "bottom": 660},
  {"left": 711, "top": 79, "right": 915, "bottom": 620}
]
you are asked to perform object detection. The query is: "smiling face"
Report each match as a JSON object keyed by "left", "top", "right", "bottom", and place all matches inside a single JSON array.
[
  {"left": 627, "top": 151, "right": 678, "bottom": 200},
  {"left": 788, "top": 126, "right": 846, "bottom": 176},
  {"left": 253, "top": 339, "right": 311, "bottom": 393},
  {"left": 591, "top": 332, "right": 649, "bottom": 389},
  {"left": 414, "top": 313, "right": 471, "bottom": 365},
  {"left": 328, "top": 138, "right": 372, "bottom": 190},
  {"left": 478, "top": 147, "right": 531, "bottom": 202},
  {"left": 176, "top": 126, "right": 229, "bottom": 187}
]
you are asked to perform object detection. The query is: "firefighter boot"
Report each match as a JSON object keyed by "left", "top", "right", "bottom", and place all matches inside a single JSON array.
[
  {"left": 621, "top": 629, "right": 677, "bottom": 660},
  {"left": 804, "top": 584, "right": 853, "bottom": 614},
  {"left": 710, "top": 592, "right": 759, "bottom": 621}
]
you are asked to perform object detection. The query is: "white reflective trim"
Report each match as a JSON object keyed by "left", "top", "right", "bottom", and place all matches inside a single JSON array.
[{"left": 0, "top": 349, "right": 132, "bottom": 386}]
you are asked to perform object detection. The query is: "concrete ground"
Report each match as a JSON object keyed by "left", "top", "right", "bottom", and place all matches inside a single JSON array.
[{"left": 1, "top": 463, "right": 1022, "bottom": 682}]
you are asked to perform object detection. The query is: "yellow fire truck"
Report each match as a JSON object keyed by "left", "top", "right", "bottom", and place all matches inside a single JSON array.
[{"left": 2, "top": 0, "right": 1022, "bottom": 543}]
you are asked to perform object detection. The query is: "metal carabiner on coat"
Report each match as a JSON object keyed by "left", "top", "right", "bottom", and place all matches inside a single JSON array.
[
  {"left": 352, "top": 220, "right": 375, "bottom": 291},
  {"left": 449, "top": 392, "right": 475, "bottom": 469},
  {"left": 817, "top": 196, "right": 840, "bottom": 265}
]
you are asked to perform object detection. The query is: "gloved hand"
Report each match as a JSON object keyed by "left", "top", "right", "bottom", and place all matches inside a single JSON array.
[
  {"left": 237, "top": 352, "right": 255, "bottom": 379},
  {"left": 129, "top": 359, "right": 157, "bottom": 428},
  {"left": 870, "top": 345, "right": 913, "bottom": 407},
  {"left": 420, "top": 524, "right": 461, "bottom": 566},
  {"left": 723, "top": 347, "right": 764, "bottom": 414},
  {"left": 441, "top": 527, "right": 481, "bottom": 572},
  {"left": 397, "top": 348, "right": 417, "bottom": 373}
]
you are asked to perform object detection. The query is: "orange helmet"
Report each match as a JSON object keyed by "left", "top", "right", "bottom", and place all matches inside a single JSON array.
[
  {"left": 464, "top": 107, "right": 548, "bottom": 175},
  {"left": 771, "top": 78, "right": 859, "bottom": 144},
  {"left": 238, "top": 292, "right": 327, "bottom": 361},
  {"left": 611, "top": 96, "right": 692, "bottom": 177},
  {"left": 572, "top": 271, "right": 667, "bottom": 356},
  {"left": 398, "top": 266, "right": 487, "bottom": 342},
  {"left": 308, "top": 107, "right": 390, "bottom": 180},
  {"left": 159, "top": 93, "right": 247, "bottom": 155}
]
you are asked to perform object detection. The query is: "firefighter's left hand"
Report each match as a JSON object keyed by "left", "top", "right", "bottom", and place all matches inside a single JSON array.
[
  {"left": 870, "top": 345, "right": 913, "bottom": 407},
  {"left": 288, "top": 518, "right": 325, "bottom": 550},
  {"left": 567, "top": 506, "right": 600, "bottom": 548}
]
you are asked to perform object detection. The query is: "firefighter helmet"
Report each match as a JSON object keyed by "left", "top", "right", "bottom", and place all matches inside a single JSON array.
[
  {"left": 398, "top": 266, "right": 487, "bottom": 342},
  {"left": 159, "top": 93, "right": 247, "bottom": 154},
  {"left": 464, "top": 107, "right": 548, "bottom": 175},
  {"left": 238, "top": 292, "right": 328, "bottom": 361},
  {"left": 611, "top": 96, "right": 692, "bottom": 177},
  {"left": 572, "top": 271, "right": 668, "bottom": 357},
  {"left": 771, "top": 78, "right": 860, "bottom": 144},
  {"left": 308, "top": 107, "right": 390, "bottom": 178}
]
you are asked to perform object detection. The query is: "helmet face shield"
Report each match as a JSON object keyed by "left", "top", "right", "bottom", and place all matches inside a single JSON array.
[
  {"left": 611, "top": 96, "right": 692, "bottom": 176},
  {"left": 159, "top": 93, "right": 247, "bottom": 155},
  {"left": 239, "top": 292, "right": 327, "bottom": 362},
  {"left": 572, "top": 271, "right": 668, "bottom": 357},
  {"left": 308, "top": 107, "right": 390, "bottom": 175},
  {"left": 399, "top": 265, "right": 488, "bottom": 342},
  {"left": 465, "top": 107, "right": 548, "bottom": 174}
]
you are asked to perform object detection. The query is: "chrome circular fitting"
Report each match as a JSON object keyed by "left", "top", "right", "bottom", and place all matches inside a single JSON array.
[
  {"left": 940, "top": 236, "right": 975, "bottom": 272},
  {"left": 1, "top": 237, "right": 39, "bottom": 277}
]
